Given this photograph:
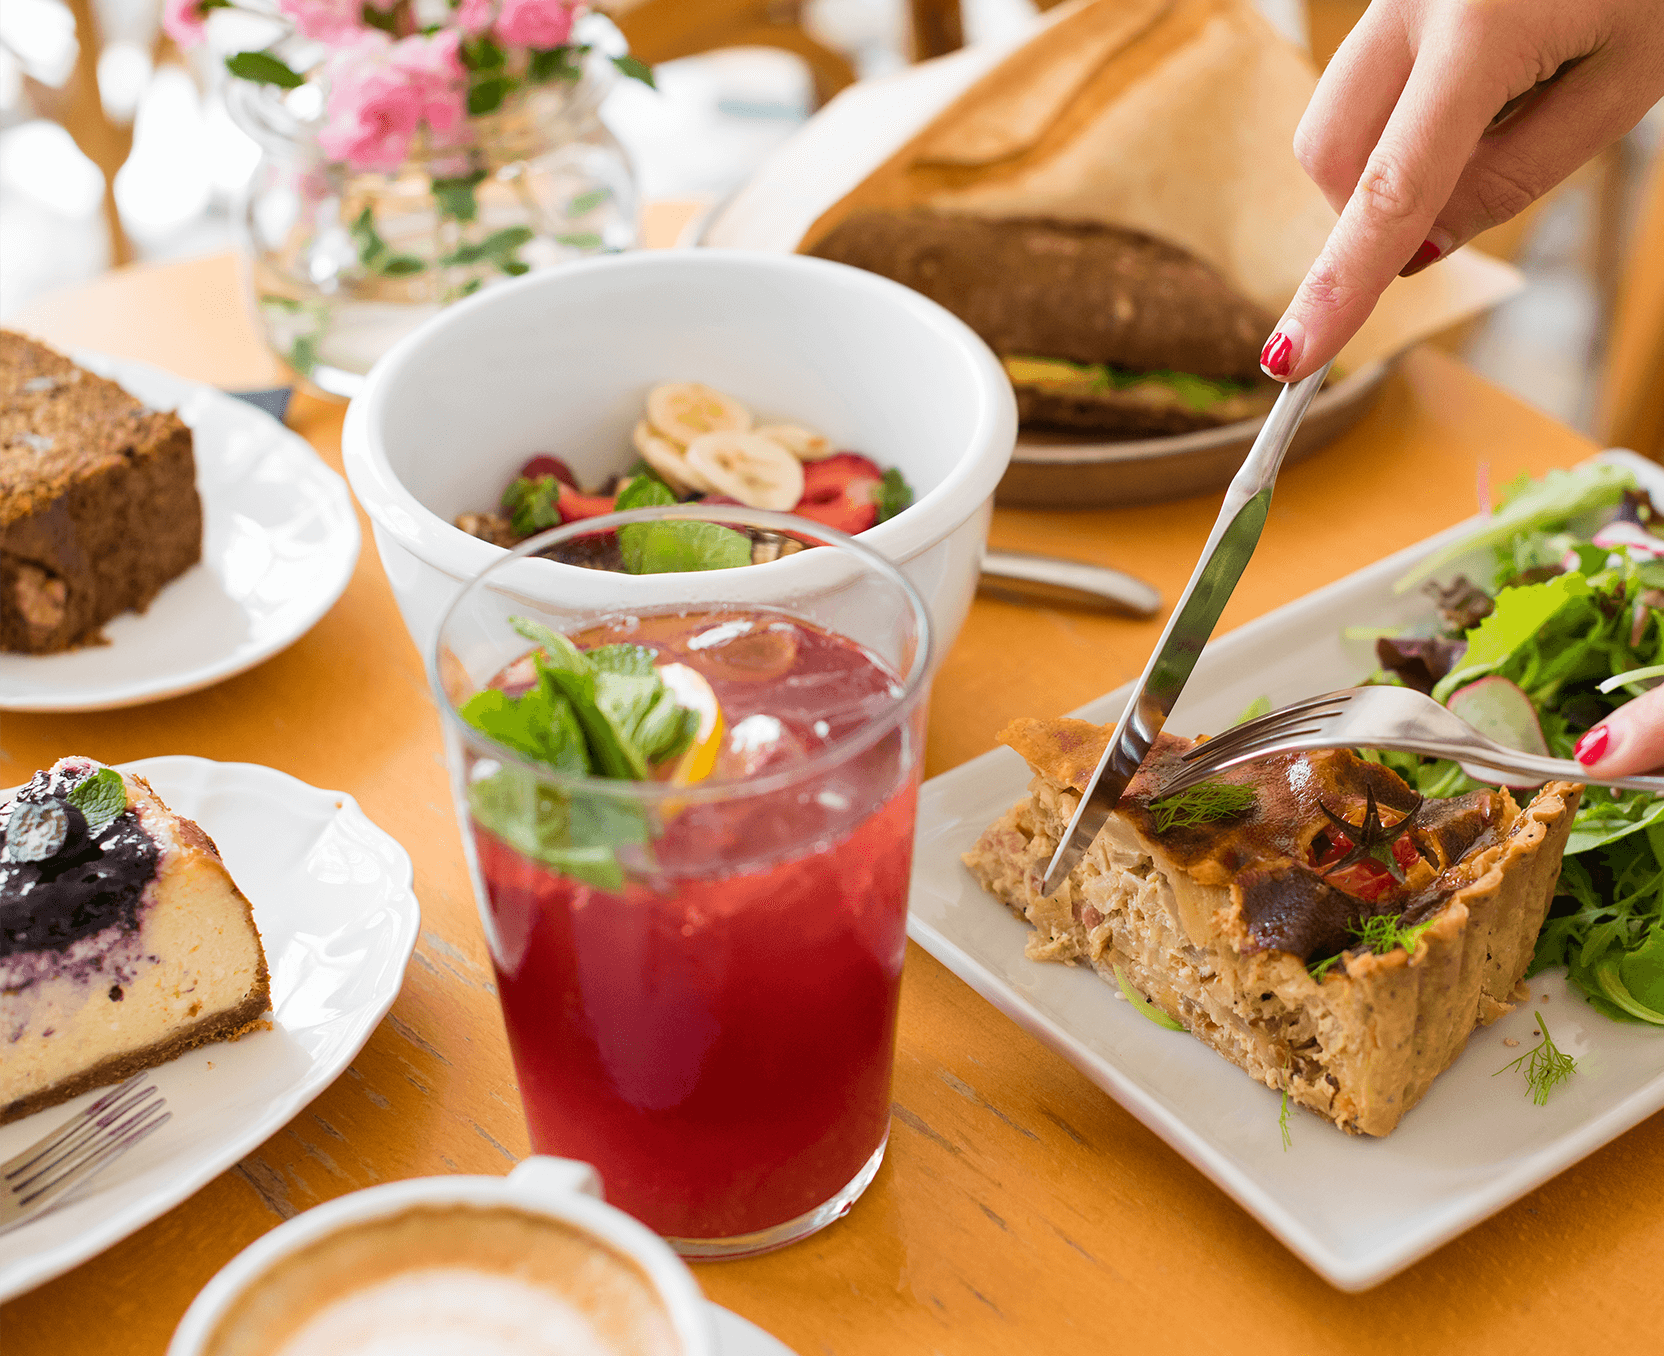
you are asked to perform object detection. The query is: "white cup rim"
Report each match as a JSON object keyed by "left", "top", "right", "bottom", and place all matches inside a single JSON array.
[
  {"left": 340, "top": 247, "right": 1018, "bottom": 586},
  {"left": 167, "top": 1158, "right": 712, "bottom": 1355}
]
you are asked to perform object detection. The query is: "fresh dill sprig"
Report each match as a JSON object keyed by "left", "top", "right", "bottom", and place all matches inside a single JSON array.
[
  {"left": 1494, "top": 1010, "right": 1578, "bottom": 1105},
  {"left": 1307, "top": 913, "right": 1434, "bottom": 981},
  {"left": 1350, "top": 912, "right": 1437, "bottom": 957},
  {"left": 1278, "top": 1086, "right": 1293, "bottom": 1151},
  {"left": 1148, "top": 780, "right": 1256, "bottom": 834}
]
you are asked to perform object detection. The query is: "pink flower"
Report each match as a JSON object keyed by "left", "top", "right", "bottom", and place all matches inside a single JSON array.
[
  {"left": 494, "top": 0, "right": 575, "bottom": 50},
  {"left": 277, "top": 0, "right": 372, "bottom": 43},
  {"left": 319, "top": 31, "right": 468, "bottom": 172},
  {"left": 162, "top": 0, "right": 209, "bottom": 45},
  {"left": 455, "top": 0, "right": 496, "bottom": 36}
]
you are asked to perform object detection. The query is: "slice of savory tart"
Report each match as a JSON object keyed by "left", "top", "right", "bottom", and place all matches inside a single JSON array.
[{"left": 963, "top": 718, "right": 1580, "bottom": 1136}]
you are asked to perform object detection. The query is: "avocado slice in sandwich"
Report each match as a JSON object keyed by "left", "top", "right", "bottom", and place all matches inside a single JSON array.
[{"left": 809, "top": 210, "right": 1284, "bottom": 438}]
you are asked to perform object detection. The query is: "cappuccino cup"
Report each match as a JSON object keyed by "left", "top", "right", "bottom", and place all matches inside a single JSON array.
[{"left": 168, "top": 1158, "right": 712, "bottom": 1356}]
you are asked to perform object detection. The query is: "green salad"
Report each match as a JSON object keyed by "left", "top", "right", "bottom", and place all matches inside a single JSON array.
[{"left": 1358, "top": 461, "right": 1664, "bottom": 1026}]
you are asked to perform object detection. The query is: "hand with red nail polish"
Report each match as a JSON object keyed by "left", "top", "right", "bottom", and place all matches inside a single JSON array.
[
  {"left": 1262, "top": 0, "right": 1664, "bottom": 382},
  {"left": 1570, "top": 684, "right": 1664, "bottom": 777}
]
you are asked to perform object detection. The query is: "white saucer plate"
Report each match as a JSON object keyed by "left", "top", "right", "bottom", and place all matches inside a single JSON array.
[
  {"left": 908, "top": 449, "right": 1664, "bottom": 1291},
  {"left": 0, "top": 757, "right": 420, "bottom": 1300},
  {"left": 0, "top": 354, "right": 359, "bottom": 712},
  {"left": 711, "top": 1302, "right": 798, "bottom": 1355}
]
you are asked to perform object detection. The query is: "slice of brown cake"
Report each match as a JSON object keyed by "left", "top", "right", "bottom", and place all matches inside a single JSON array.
[{"left": 0, "top": 331, "right": 202, "bottom": 653}]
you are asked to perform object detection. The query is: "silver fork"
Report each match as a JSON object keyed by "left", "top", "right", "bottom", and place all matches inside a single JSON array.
[
  {"left": 0, "top": 1074, "right": 170, "bottom": 1235},
  {"left": 1160, "top": 685, "right": 1664, "bottom": 799}
]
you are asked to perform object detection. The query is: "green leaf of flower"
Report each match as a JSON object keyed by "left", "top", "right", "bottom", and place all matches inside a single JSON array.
[
  {"left": 569, "top": 188, "right": 609, "bottom": 214},
  {"left": 468, "top": 74, "right": 517, "bottom": 116},
  {"left": 612, "top": 54, "right": 656, "bottom": 88},
  {"left": 555, "top": 231, "right": 603, "bottom": 250},
  {"left": 528, "top": 46, "right": 584, "bottom": 83},
  {"left": 379, "top": 255, "right": 426, "bottom": 277},
  {"left": 225, "top": 51, "right": 305, "bottom": 89},
  {"left": 432, "top": 172, "right": 485, "bottom": 222}
]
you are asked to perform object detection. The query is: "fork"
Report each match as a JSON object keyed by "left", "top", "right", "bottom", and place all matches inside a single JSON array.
[
  {"left": 1160, "top": 685, "right": 1664, "bottom": 800},
  {"left": 0, "top": 1074, "right": 170, "bottom": 1235}
]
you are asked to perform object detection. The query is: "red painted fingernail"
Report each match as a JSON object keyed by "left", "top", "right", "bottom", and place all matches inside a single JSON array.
[
  {"left": 1400, "top": 239, "right": 1443, "bottom": 277},
  {"left": 1574, "top": 726, "right": 1609, "bottom": 766},
  {"left": 1260, "top": 332, "right": 1294, "bottom": 378}
]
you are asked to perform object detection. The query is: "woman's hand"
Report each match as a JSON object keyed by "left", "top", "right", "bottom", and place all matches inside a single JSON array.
[
  {"left": 1573, "top": 683, "right": 1664, "bottom": 777},
  {"left": 1260, "top": 0, "right": 1664, "bottom": 382}
]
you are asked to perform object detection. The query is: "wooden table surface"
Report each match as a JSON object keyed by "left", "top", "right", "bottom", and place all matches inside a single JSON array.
[{"left": 4, "top": 240, "right": 1661, "bottom": 1355}]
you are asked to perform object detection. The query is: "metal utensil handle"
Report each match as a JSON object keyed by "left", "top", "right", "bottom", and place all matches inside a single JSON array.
[
  {"left": 979, "top": 550, "right": 1162, "bottom": 617},
  {"left": 1038, "top": 363, "right": 1334, "bottom": 894}
]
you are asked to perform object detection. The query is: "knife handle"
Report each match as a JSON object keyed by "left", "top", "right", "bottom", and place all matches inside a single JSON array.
[{"left": 979, "top": 551, "right": 1161, "bottom": 618}]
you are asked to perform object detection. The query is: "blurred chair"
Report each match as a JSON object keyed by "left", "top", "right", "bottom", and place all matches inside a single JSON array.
[
  {"left": 1597, "top": 152, "right": 1664, "bottom": 462},
  {"left": 22, "top": 0, "right": 142, "bottom": 265},
  {"left": 601, "top": 1, "right": 856, "bottom": 106}
]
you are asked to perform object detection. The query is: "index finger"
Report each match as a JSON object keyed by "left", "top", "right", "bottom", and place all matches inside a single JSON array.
[{"left": 1263, "top": 41, "right": 1513, "bottom": 381}]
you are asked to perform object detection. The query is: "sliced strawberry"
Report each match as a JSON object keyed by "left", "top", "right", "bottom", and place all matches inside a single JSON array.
[
  {"left": 557, "top": 484, "right": 618, "bottom": 520},
  {"left": 793, "top": 452, "right": 882, "bottom": 535},
  {"left": 520, "top": 454, "right": 579, "bottom": 487},
  {"left": 801, "top": 452, "right": 882, "bottom": 498}
]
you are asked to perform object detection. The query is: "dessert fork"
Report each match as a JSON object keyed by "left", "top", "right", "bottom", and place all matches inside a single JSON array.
[
  {"left": 1161, "top": 685, "right": 1664, "bottom": 799},
  {"left": 0, "top": 1074, "right": 170, "bottom": 1235}
]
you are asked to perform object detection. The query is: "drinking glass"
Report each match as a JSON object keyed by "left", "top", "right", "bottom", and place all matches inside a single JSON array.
[{"left": 431, "top": 505, "right": 931, "bottom": 1257}]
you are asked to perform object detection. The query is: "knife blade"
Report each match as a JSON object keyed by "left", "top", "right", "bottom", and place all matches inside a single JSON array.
[{"left": 1038, "top": 362, "right": 1334, "bottom": 895}]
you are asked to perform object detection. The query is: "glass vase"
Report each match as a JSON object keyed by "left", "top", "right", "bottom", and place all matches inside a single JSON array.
[{"left": 228, "top": 51, "right": 637, "bottom": 399}]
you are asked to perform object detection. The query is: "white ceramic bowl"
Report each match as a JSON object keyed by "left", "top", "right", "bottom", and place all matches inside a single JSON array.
[{"left": 342, "top": 249, "right": 1017, "bottom": 661}]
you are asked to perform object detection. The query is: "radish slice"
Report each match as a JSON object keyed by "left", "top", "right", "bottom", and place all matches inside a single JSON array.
[
  {"left": 1447, "top": 676, "right": 1551, "bottom": 789},
  {"left": 1591, "top": 520, "right": 1664, "bottom": 560}
]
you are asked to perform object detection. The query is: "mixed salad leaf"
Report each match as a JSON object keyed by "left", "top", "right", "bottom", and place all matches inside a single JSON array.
[
  {"left": 460, "top": 618, "right": 699, "bottom": 890},
  {"left": 1362, "top": 461, "right": 1664, "bottom": 1025}
]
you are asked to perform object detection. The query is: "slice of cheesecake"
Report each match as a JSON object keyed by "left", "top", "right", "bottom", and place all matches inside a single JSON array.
[
  {"left": 1, "top": 756, "right": 270, "bottom": 1124},
  {"left": 964, "top": 718, "right": 1580, "bottom": 1136}
]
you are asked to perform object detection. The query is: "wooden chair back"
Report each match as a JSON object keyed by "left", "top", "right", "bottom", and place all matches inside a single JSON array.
[
  {"left": 601, "top": 1, "right": 856, "bottom": 105},
  {"left": 1597, "top": 152, "right": 1664, "bottom": 461}
]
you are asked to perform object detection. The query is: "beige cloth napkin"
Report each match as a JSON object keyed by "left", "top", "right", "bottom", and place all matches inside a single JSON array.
[{"left": 706, "top": 0, "right": 1522, "bottom": 373}]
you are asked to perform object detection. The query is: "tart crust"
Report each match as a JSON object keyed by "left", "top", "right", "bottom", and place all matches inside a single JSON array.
[{"left": 964, "top": 718, "right": 1581, "bottom": 1136}]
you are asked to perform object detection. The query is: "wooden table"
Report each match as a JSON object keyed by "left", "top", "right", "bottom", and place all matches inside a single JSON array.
[{"left": 5, "top": 245, "right": 1661, "bottom": 1356}]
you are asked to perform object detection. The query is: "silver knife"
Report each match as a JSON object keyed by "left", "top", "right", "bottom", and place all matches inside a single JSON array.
[{"left": 1038, "top": 362, "right": 1334, "bottom": 895}]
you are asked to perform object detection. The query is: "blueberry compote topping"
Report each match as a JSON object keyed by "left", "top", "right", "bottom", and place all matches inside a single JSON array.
[{"left": 0, "top": 766, "right": 158, "bottom": 959}]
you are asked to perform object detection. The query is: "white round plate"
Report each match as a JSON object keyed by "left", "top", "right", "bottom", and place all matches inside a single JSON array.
[
  {"left": 711, "top": 1302, "right": 799, "bottom": 1355},
  {"left": 0, "top": 757, "right": 420, "bottom": 1301},
  {"left": 0, "top": 354, "right": 360, "bottom": 712}
]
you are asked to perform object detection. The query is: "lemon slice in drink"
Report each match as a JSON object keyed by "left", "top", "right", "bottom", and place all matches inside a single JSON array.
[{"left": 657, "top": 663, "right": 724, "bottom": 786}]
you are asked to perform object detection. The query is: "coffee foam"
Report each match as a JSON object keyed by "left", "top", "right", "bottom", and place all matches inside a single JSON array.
[
  {"left": 272, "top": 1268, "right": 624, "bottom": 1356},
  {"left": 203, "top": 1206, "right": 681, "bottom": 1356}
]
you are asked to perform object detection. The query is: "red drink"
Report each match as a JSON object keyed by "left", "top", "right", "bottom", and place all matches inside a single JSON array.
[{"left": 469, "top": 610, "right": 920, "bottom": 1245}]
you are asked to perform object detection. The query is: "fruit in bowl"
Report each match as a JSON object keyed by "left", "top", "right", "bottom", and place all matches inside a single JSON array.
[
  {"left": 340, "top": 250, "right": 1019, "bottom": 660},
  {"left": 454, "top": 383, "right": 916, "bottom": 566}
]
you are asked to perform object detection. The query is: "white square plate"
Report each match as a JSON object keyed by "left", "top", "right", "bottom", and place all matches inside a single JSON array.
[
  {"left": 0, "top": 757, "right": 420, "bottom": 1300},
  {"left": 906, "top": 449, "right": 1664, "bottom": 1290}
]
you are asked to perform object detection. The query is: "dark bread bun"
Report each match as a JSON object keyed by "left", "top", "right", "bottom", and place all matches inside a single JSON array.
[{"left": 807, "top": 210, "right": 1273, "bottom": 380}]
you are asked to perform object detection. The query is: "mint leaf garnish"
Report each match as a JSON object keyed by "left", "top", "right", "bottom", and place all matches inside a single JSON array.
[
  {"left": 502, "top": 475, "right": 563, "bottom": 536},
  {"left": 66, "top": 767, "right": 127, "bottom": 832},
  {"left": 615, "top": 477, "right": 751, "bottom": 573},
  {"left": 467, "top": 767, "right": 645, "bottom": 892},
  {"left": 875, "top": 468, "right": 913, "bottom": 523},
  {"left": 460, "top": 620, "right": 708, "bottom": 888}
]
